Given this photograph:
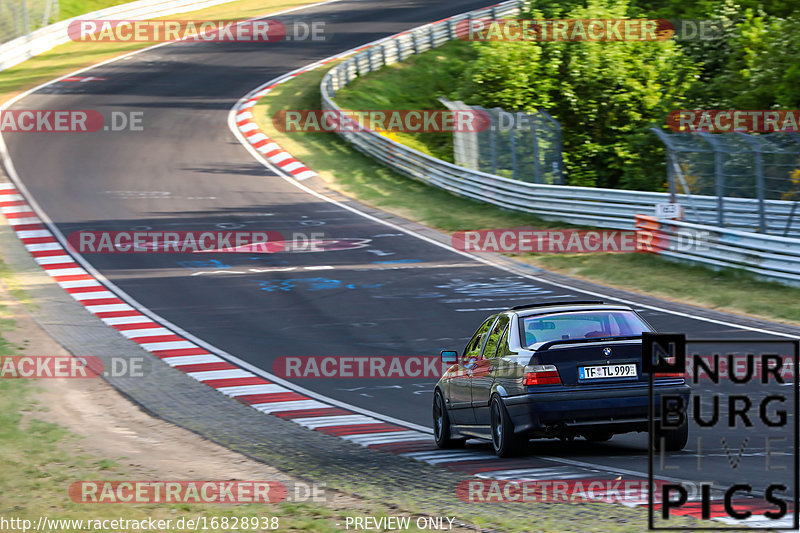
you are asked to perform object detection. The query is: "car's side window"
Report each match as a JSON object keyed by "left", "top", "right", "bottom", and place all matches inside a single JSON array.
[
  {"left": 463, "top": 316, "right": 497, "bottom": 359},
  {"left": 482, "top": 315, "right": 510, "bottom": 359},
  {"left": 493, "top": 327, "right": 510, "bottom": 359}
]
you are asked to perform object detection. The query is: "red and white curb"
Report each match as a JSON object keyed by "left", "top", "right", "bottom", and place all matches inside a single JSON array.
[
  {"left": 235, "top": 104, "right": 317, "bottom": 181},
  {"left": 232, "top": 50, "right": 372, "bottom": 181},
  {"left": 0, "top": 179, "right": 431, "bottom": 443}
]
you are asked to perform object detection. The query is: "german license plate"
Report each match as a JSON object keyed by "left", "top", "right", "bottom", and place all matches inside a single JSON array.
[{"left": 579, "top": 364, "right": 637, "bottom": 380}]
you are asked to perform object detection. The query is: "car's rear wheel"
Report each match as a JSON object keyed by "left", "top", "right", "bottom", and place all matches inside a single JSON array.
[
  {"left": 433, "top": 390, "right": 465, "bottom": 449},
  {"left": 656, "top": 420, "right": 688, "bottom": 451},
  {"left": 490, "top": 395, "right": 524, "bottom": 457}
]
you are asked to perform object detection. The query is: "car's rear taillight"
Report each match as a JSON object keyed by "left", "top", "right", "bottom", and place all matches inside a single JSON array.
[
  {"left": 655, "top": 371, "right": 685, "bottom": 379},
  {"left": 523, "top": 365, "right": 561, "bottom": 386}
]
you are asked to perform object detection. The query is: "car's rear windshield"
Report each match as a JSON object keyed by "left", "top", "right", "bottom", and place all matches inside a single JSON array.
[{"left": 520, "top": 310, "right": 651, "bottom": 347}]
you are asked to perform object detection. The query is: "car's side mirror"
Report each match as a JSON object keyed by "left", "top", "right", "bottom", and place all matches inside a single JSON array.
[{"left": 441, "top": 350, "right": 458, "bottom": 364}]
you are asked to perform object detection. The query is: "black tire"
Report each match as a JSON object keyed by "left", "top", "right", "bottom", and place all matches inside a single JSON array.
[
  {"left": 585, "top": 431, "right": 614, "bottom": 442},
  {"left": 433, "top": 390, "right": 465, "bottom": 449},
  {"left": 490, "top": 395, "right": 524, "bottom": 457},
  {"left": 656, "top": 420, "right": 688, "bottom": 451}
]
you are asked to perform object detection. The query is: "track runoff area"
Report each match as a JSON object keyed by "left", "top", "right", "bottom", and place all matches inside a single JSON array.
[{"left": 1, "top": 0, "right": 798, "bottom": 529}]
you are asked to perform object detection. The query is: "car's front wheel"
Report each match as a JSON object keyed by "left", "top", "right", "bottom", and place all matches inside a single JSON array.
[
  {"left": 433, "top": 389, "right": 465, "bottom": 449},
  {"left": 490, "top": 395, "right": 524, "bottom": 457}
]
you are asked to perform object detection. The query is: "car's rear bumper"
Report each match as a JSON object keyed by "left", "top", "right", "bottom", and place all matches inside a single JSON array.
[{"left": 503, "top": 384, "right": 690, "bottom": 437}]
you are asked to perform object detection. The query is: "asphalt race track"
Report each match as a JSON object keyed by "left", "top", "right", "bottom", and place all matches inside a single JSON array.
[{"left": 3, "top": 0, "right": 797, "bottom": 510}]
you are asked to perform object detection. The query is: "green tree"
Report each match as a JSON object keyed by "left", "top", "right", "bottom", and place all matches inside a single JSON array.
[{"left": 457, "top": 0, "right": 698, "bottom": 190}]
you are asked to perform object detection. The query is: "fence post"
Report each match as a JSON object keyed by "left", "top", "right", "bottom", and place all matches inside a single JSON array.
[
  {"left": 489, "top": 109, "right": 498, "bottom": 175},
  {"left": 714, "top": 149, "right": 724, "bottom": 226},
  {"left": 754, "top": 144, "right": 765, "bottom": 232},
  {"left": 21, "top": 0, "right": 30, "bottom": 35},
  {"left": 510, "top": 118, "right": 518, "bottom": 180},
  {"left": 531, "top": 115, "right": 541, "bottom": 184}
]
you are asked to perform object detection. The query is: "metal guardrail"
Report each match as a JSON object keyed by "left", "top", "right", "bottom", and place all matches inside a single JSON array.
[
  {"left": 0, "top": 0, "right": 237, "bottom": 72},
  {"left": 636, "top": 215, "right": 800, "bottom": 286},
  {"left": 320, "top": 0, "right": 800, "bottom": 285}
]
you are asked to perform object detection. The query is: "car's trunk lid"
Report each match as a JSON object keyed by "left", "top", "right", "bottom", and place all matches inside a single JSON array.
[{"left": 531, "top": 338, "right": 644, "bottom": 386}]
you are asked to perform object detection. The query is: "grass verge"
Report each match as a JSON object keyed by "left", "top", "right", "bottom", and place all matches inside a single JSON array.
[
  {"left": 254, "top": 66, "right": 800, "bottom": 326},
  {"left": 0, "top": 381, "right": 444, "bottom": 532},
  {"left": 334, "top": 41, "right": 477, "bottom": 161},
  {"left": 0, "top": 0, "right": 321, "bottom": 104}
]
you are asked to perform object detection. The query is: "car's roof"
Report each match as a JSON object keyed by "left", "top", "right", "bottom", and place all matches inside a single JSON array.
[{"left": 509, "top": 301, "right": 634, "bottom": 318}]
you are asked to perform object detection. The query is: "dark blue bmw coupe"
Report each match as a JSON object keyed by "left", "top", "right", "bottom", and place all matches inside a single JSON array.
[{"left": 433, "top": 301, "right": 690, "bottom": 457}]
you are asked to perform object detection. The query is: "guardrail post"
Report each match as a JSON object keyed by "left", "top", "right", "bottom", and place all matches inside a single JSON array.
[
  {"left": 429, "top": 26, "right": 436, "bottom": 50},
  {"left": 380, "top": 43, "right": 387, "bottom": 66},
  {"left": 395, "top": 38, "right": 403, "bottom": 61},
  {"left": 411, "top": 31, "right": 419, "bottom": 54},
  {"left": 367, "top": 48, "right": 374, "bottom": 72},
  {"left": 447, "top": 19, "right": 455, "bottom": 40}
]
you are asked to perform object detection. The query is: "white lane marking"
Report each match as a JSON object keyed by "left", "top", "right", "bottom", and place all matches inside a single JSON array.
[
  {"left": 25, "top": 242, "right": 60, "bottom": 252},
  {"left": 7, "top": 217, "right": 39, "bottom": 225},
  {"left": 100, "top": 315, "right": 151, "bottom": 326},
  {"left": 18, "top": 229, "right": 51, "bottom": 238},
  {"left": 416, "top": 453, "right": 494, "bottom": 465},
  {"left": 2, "top": 205, "right": 34, "bottom": 213},
  {"left": 187, "top": 368, "right": 252, "bottom": 381},
  {"left": 402, "top": 450, "right": 485, "bottom": 461},
  {"left": 140, "top": 340, "right": 196, "bottom": 351},
  {"left": 119, "top": 327, "right": 175, "bottom": 339},
  {"left": 293, "top": 414, "right": 377, "bottom": 429},
  {"left": 85, "top": 303, "right": 133, "bottom": 313},
  {"left": 253, "top": 400, "right": 327, "bottom": 413},
  {"left": 343, "top": 431, "right": 430, "bottom": 445},
  {"left": 35, "top": 255, "right": 73, "bottom": 265},
  {"left": 162, "top": 354, "right": 223, "bottom": 366},
  {"left": 477, "top": 467, "right": 599, "bottom": 480},
  {"left": 70, "top": 290, "right": 116, "bottom": 301},
  {"left": 58, "top": 279, "right": 102, "bottom": 289},
  {"left": 43, "top": 267, "right": 85, "bottom": 277}
]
